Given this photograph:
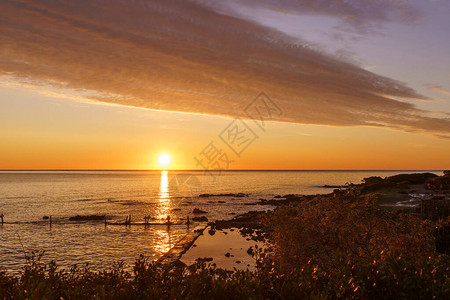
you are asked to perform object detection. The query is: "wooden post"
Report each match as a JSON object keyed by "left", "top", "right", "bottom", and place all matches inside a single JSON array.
[
  {"left": 104, "top": 215, "right": 107, "bottom": 227},
  {"left": 50, "top": 215, "right": 52, "bottom": 226}
]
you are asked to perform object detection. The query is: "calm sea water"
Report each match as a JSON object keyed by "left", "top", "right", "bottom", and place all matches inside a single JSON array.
[{"left": 0, "top": 170, "right": 440, "bottom": 273}]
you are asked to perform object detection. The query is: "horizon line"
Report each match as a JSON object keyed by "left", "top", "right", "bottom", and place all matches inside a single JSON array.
[{"left": 0, "top": 169, "right": 445, "bottom": 172}]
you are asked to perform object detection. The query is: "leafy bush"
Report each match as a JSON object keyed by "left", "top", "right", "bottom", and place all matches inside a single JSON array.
[
  {"left": 263, "top": 195, "right": 435, "bottom": 273},
  {"left": 1, "top": 195, "right": 448, "bottom": 299}
]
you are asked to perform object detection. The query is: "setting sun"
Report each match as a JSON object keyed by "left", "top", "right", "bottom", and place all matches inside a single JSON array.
[{"left": 158, "top": 153, "right": 171, "bottom": 168}]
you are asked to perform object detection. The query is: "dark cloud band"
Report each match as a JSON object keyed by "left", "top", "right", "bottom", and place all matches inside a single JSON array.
[{"left": 1, "top": 0, "right": 449, "bottom": 137}]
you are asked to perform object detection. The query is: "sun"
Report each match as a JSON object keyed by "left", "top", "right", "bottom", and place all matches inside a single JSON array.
[{"left": 158, "top": 153, "right": 171, "bottom": 168}]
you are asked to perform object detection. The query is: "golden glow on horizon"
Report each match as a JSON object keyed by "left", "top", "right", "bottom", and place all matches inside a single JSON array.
[{"left": 0, "top": 86, "right": 449, "bottom": 170}]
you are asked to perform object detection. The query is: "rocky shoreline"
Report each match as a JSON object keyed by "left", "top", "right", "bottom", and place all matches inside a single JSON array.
[{"left": 174, "top": 171, "right": 450, "bottom": 267}]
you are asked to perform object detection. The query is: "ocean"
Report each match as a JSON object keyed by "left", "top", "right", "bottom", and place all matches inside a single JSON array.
[{"left": 0, "top": 170, "right": 440, "bottom": 273}]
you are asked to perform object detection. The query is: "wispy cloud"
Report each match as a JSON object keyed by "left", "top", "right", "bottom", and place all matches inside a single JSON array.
[
  {"left": 1, "top": 0, "right": 449, "bottom": 138},
  {"left": 207, "top": 0, "right": 421, "bottom": 34},
  {"left": 427, "top": 84, "right": 450, "bottom": 96}
]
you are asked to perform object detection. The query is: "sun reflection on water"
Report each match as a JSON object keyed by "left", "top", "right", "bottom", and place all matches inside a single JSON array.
[
  {"left": 157, "top": 171, "right": 170, "bottom": 219},
  {"left": 154, "top": 171, "right": 173, "bottom": 254},
  {"left": 154, "top": 229, "right": 172, "bottom": 254}
]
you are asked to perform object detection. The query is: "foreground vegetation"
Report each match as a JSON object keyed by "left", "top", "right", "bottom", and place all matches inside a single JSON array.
[{"left": 1, "top": 173, "right": 449, "bottom": 299}]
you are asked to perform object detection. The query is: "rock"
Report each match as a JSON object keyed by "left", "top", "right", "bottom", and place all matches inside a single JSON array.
[
  {"left": 199, "top": 193, "right": 248, "bottom": 198},
  {"left": 235, "top": 261, "right": 241, "bottom": 264},
  {"left": 218, "top": 200, "right": 226, "bottom": 203},
  {"left": 42, "top": 216, "right": 49, "bottom": 220},
  {"left": 69, "top": 215, "right": 105, "bottom": 221},
  {"left": 193, "top": 208, "right": 208, "bottom": 214},
  {"left": 322, "top": 185, "right": 347, "bottom": 188},
  {"left": 192, "top": 216, "right": 208, "bottom": 222},
  {"left": 363, "top": 176, "right": 384, "bottom": 184},
  {"left": 225, "top": 252, "right": 230, "bottom": 257},
  {"left": 386, "top": 173, "right": 437, "bottom": 184}
]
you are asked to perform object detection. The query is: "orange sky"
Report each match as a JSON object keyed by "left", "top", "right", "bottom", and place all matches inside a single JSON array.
[
  {"left": 1, "top": 84, "right": 449, "bottom": 170},
  {"left": 1, "top": 1, "right": 450, "bottom": 170}
]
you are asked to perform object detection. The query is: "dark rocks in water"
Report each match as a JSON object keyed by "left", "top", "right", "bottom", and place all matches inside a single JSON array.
[
  {"left": 386, "top": 173, "right": 437, "bottom": 184},
  {"left": 256, "top": 194, "right": 310, "bottom": 206},
  {"left": 218, "top": 200, "right": 226, "bottom": 203},
  {"left": 199, "top": 193, "right": 248, "bottom": 198},
  {"left": 69, "top": 215, "right": 105, "bottom": 221},
  {"left": 192, "top": 216, "right": 208, "bottom": 222},
  {"left": 322, "top": 185, "right": 347, "bottom": 188},
  {"left": 208, "top": 228, "right": 216, "bottom": 236},
  {"left": 247, "top": 247, "right": 254, "bottom": 255},
  {"left": 363, "top": 176, "right": 384, "bottom": 184},
  {"left": 225, "top": 252, "right": 230, "bottom": 257},
  {"left": 274, "top": 195, "right": 282, "bottom": 198},
  {"left": 235, "top": 261, "right": 241, "bottom": 264},
  {"left": 357, "top": 173, "right": 440, "bottom": 194},
  {"left": 240, "top": 227, "right": 254, "bottom": 236},
  {"left": 359, "top": 181, "right": 400, "bottom": 193},
  {"left": 215, "top": 211, "right": 263, "bottom": 230},
  {"left": 42, "top": 216, "right": 49, "bottom": 220},
  {"left": 193, "top": 208, "right": 208, "bottom": 214},
  {"left": 195, "top": 257, "right": 213, "bottom": 263},
  {"left": 234, "top": 193, "right": 248, "bottom": 197}
]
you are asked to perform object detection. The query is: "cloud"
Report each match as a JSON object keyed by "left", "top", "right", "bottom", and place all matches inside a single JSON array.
[
  {"left": 427, "top": 84, "right": 450, "bottom": 96},
  {"left": 1, "top": 0, "right": 449, "bottom": 138},
  {"left": 204, "top": 0, "right": 421, "bottom": 34}
]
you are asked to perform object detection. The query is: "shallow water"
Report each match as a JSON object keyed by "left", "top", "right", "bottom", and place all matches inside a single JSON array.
[{"left": 0, "top": 170, "right": 439, "bottom": 273}]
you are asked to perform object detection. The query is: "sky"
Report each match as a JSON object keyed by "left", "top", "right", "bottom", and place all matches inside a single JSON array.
[{"left": 1, "top": 0, "right": 450, "bottom": 170}]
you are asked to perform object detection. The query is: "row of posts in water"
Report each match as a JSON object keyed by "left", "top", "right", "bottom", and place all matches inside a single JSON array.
[{"left": 0, "top": 214, "right": 191, "bottom": 227}]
